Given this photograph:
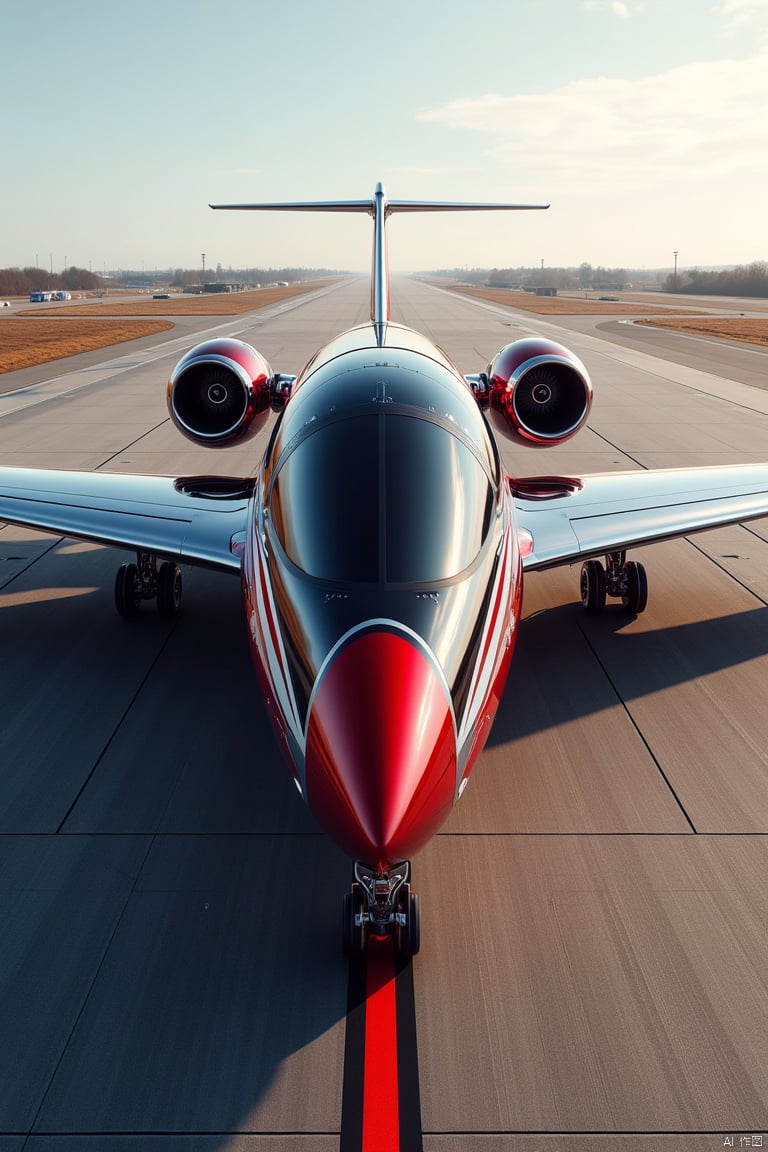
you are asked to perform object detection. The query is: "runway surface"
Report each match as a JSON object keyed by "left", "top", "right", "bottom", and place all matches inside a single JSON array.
[{"left": 1, "top": 276, "right": 767, "bottom": 1151}]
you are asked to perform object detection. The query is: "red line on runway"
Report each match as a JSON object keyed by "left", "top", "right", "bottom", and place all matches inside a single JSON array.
[{"left": 362, "top": 936, "right": 400, "bottom": 1151}]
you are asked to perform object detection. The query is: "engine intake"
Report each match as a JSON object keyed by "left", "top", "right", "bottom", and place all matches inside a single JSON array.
[
  {"left": 168, "top": 338, "right": 273, "bottom": 447},
  {"left": 487, "top": 337, "right": 592, "bottom": 447}
]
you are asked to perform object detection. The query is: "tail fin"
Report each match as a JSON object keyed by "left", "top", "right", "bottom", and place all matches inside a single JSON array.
[{"left": 210, "top": 182, "right": 549, "bottom": 345}]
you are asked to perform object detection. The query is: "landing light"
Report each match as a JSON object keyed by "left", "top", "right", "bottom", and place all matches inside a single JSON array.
[{"left": 517, "top": 527, "right": 535, "bottom": 557}]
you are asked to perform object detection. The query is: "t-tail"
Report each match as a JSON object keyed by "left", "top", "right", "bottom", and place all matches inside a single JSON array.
[{"left": 210, "top": 182, "right": 549, "bottom": 346}]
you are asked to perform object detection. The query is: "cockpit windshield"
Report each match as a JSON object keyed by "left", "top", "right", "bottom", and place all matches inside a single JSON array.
[{"left": 269, "top": 408, "right": 496, "bottom": 585}]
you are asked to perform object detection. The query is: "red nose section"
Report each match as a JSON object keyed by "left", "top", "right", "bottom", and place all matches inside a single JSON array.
[{"left": 305, "top": 630, "right": 457, "bottom": 867}]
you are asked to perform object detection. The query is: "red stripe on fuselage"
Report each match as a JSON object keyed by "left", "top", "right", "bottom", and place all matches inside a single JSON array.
[
  {"left": 254, "top": 536, "right": 289, "bottom": 690},
  {"left": 471, "top": 533, "right": 511, "bottom": 699},
  {"left": 464, "top": 522, "right": 514, "bottom": 727}
]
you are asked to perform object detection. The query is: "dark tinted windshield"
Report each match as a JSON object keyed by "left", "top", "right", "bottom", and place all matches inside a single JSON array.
[{"left": 269, "top": 411, "right": 494, "bottom": 584}]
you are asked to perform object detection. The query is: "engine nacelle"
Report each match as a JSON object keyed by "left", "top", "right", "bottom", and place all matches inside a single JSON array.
[
  {"left": 167, "top": 338, "right": 273, "bottom": 448},
  {"left": 486, "top": 337, "right": 592, "bottom": 447}
]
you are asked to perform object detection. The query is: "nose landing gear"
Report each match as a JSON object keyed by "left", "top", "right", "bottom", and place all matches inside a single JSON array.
[
  {"left": 342, "top": 860, "right": 421, "bottom": 957},
  {"left": 115, "top": 551, "right": 183, "bottom": 618},
  {"left": 580, "top": 550, "right": 648, "bottom": 616}
]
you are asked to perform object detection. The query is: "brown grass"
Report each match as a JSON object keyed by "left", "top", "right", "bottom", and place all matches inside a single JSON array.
[
  {"left": 619, "top": 291, "right": 768, "bottom": 312},
  {"left": 448, "top": 282, "right": 768, "bottom": 346},
  {"left": 444, "top": 284, "right": 684, "bottom": 316},
  {"left": 24, "top": 280, "right": 336, "bottom": 318},
  {"left": 0, "top": 319, "right": 173, "bottom": 373},
  {"left": 2, "top": 280, "right": 338, "bottom": 374},
  {"left": 8, "top": 278, "right": 765, "bottom": 378},
  {"left": 637, "top": 316, "right": 768, "bottom": 347}
]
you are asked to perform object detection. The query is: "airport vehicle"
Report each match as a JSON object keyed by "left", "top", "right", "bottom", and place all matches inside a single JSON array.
[{"left": 3, "top": 184, "right": 768, "bottom": 956}]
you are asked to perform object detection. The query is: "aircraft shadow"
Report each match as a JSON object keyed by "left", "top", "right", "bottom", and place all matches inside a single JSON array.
[
  {"left": 6, "top": 545, "right": 768, "bottom": 1140},
  {"left": 0, "top": 553, "right": 355, "bottom": 1142},
  {"left": 487, "top": 600, "right": 768, "bottom": 746}
]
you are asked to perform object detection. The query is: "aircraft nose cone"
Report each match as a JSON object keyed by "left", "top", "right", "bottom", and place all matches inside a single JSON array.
[{"left": 305, "top": 629, "right": 457, "bottom": 867}]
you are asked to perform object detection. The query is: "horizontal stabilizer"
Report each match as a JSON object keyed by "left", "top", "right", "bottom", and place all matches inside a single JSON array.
[
  {"left": 389, "top": 200, "right": 549, "bottom": 213},
  {"left": 210, "top": 199, "right": 549, "bottom": 214},
  {"left": 210, "top": 199, "right": 375, "bottom": 213},
  {"left": 209, "top": 183, "right": 548, "bottom": 341}
]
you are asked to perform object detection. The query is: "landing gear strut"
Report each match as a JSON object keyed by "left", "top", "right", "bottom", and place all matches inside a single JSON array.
[
  {"left": 580, "top": 550, "right": 648, "bottom": 616},
  {"left": 114, "top": 552, "right": 183, "bottom": 618},
  {"left": 342, "top": 860, "right": 421, "bottom": 957}
]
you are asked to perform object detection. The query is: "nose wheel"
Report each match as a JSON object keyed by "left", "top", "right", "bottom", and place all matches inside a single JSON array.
[
  {"left": 342, "top": 861, "right": 420, "bottom": 957},
  {"left": 580, "top": 551, "right": 647, "bottom": 616},
  {"left": 115, "top": 552, "right": 183, "bottom": 618},
  {"left": 397, "top": 885, "right": 421, "bottom": 957}
]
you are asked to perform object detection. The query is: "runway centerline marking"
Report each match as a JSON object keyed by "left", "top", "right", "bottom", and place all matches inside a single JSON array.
[
  {"left": 341, "top": 936, "right": 423, "bottom": 1151},
  {"left": 363, "top": 938, "right": 400, "bottom": 1149}
]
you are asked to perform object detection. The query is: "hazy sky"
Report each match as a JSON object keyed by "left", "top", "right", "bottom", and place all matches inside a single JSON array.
[{"left": 3, "top": 0, "right": 768, "bottom": 274}]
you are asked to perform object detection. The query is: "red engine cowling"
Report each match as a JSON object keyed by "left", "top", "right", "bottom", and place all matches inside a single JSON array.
[
  {"left": 487, "top": 337, "right": 592, "bottom": 447},
  {"left": 167, "top": 338, "right": 273, "bottom": 447}
]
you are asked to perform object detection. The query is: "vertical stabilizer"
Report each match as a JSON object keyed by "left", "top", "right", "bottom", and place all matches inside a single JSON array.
[{"left": 210, "top": 185, "right": 549, "bottom": 346}]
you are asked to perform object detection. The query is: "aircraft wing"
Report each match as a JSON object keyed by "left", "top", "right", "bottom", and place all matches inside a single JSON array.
[
  {"left": 513, "top": 464, "right": 768, "bottom": 572},
  {"left": 0, "top": 467, "right": 251, "bottom": 573}
]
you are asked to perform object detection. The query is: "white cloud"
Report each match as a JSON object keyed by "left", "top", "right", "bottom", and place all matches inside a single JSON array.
[
  {"left": 583, "top": 0, "right": 632, "bottom": 15},
  {"left": 715, "top": 0, "right": 768, "bottom": 26},
  {"left": 418, "top": 47, "right": 768, "bottom": 193}
]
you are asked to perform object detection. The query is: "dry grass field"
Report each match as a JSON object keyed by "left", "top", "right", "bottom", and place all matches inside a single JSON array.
[
  {"left": 0, "top": 319, "right": 173, "bottom": 373},
  {"left": 5, "top": 279, "right": 768, "bottom": 375},
  {"left": 444, "top": 284, "right": 678, "bottom": 315},
  {"left": 445, "top": 282, "right": 768, "bottom": 347},
  {"left": 1, "top": 280, "right": 337, "bottom": 373},
  {"left": 637, "top": 315, "right": 768, "bottom": 346},
  {"left": 24, "top": 281, "right": 336, "bottom": 318}
]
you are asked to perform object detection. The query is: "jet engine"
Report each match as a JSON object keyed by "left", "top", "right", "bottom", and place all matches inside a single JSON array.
[
  {"left": 167, "top": 338, "right": 273, "bottom": 447},
  {"left": 486, "top": 337, "right": 592, "bottom": 447}
]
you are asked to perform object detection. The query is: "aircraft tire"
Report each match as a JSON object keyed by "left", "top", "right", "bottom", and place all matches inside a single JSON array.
[
  {"left": 622, "top": 560, "right": 648, "bottom": 615},
  {"left": 157, "top": 562, "right": 183, "bottom": 617},
  {"left": 342, "top": 885, "right": 366, "bottom": 956},
  {"left": 115, "top": 563, "right": 141, "bottom": 618},
  {"left": 398, "top": 889, "right": 421, "bottom": 957},
  {"left": 580, "top": 559, "right": 606, "bottom": 615}
]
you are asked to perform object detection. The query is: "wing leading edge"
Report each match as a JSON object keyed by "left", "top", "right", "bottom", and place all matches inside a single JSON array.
[
  {"left": 515, "top": 463, "right": 768, "bottom": 571},
  {"left": 6, "top": 462, "right": 768, "bottom": 580},
  {"left": 0, "top": 467, "right": 249, "bottom": 573}
]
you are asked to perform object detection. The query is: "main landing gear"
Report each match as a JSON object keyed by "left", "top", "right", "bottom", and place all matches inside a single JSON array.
[
  {"left": 114, "top": 552, "right": 183, "bottom": 618},
  {"left": 342, "top": 860, "right": 421, "bottom": 958},
  {"left": 580, "top": 550, "right": 648, "bottom": 616}
]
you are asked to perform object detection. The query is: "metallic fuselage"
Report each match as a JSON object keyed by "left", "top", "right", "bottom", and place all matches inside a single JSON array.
[{"left": 242, "top": 322, "right": 522, "bottom": 868}]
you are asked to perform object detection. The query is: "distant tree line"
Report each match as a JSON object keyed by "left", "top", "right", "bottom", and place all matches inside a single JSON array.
[
  {"left": 431, "top": 264, "right": 634, "bottom": 291},
  {"left": 0, "top": 265, "right": 342, "bottom": 296},
  {"left": 0, "top": 266, "right": 105, "bottom": 295},
  {"left": 8, "top": 260, "right": 765, "bottom": 299},
  {"left": 167, "top": 266, "right": 339, "bottom": 288},
  {"left": 663, "top": 262, "right": 768, "bottom": 296},
  {"left": 433, "top": 260, "right": 768, "bottom": 297}
]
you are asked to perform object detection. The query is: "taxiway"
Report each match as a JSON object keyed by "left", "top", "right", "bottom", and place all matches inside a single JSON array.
[{"left": 0, "top": 276, "right": 766, "bottom": 1150}]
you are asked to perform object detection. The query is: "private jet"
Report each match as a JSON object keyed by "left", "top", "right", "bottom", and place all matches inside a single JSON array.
[{"left": 3, "top": 184, "right": 768, "bottom": 956}]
